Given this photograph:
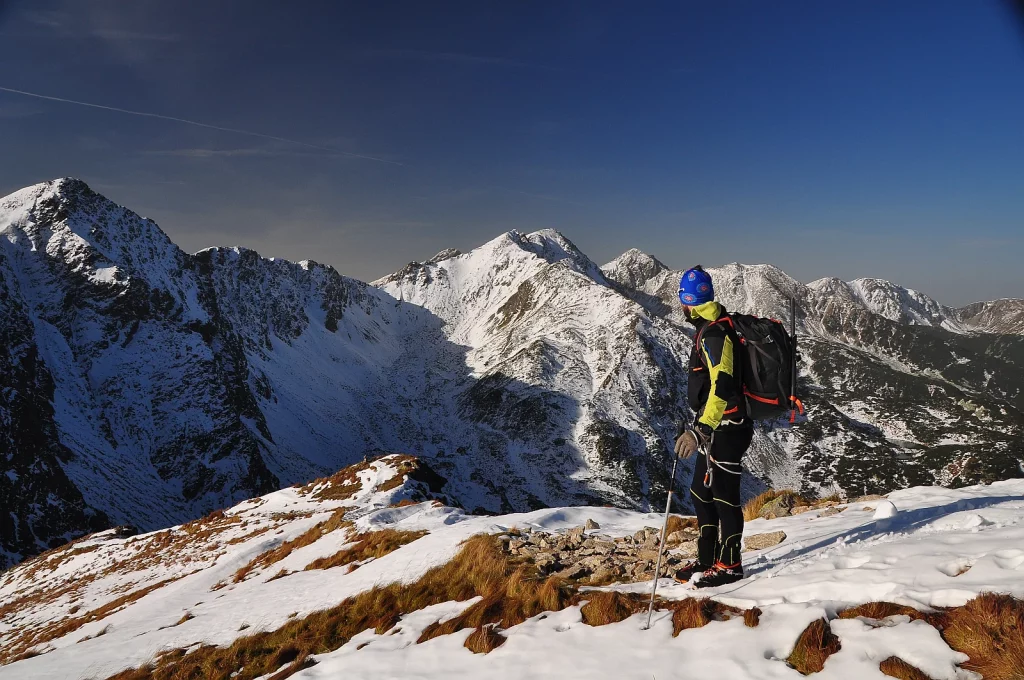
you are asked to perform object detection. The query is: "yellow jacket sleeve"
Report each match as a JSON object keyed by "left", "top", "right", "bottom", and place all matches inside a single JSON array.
[{"left": 698, "top": 332, "right": 736, "bottom": 430}]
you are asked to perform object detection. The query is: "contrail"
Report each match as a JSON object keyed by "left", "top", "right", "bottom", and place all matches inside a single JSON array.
[{"left": 0, "top": 85, "right": 404, "bottom": 166}]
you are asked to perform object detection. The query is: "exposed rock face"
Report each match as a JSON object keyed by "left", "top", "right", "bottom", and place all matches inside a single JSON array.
[{"left": 957, "top": 299, "right": 1024, "bottom": 335}]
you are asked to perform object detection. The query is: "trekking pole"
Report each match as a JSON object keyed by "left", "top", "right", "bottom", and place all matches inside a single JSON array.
[{"left": 642, "top": 451, "right": 680, "bottom": 630}]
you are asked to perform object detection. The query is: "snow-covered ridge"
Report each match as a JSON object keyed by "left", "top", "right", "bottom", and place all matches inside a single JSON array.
[
  {"left": 3, "top": 178, "right": 1023, "bottom": 574},
  {"left": 2, "top": 459, "right": 1023, "bottom": 680}
]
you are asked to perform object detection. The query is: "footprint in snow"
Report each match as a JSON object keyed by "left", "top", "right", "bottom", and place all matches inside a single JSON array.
[
  {"left": 834, "top": 554, "right": 872, "bottom": 570},
  {"left": 993, "top": 549, "right": 1024, "bottom": 570},
  {"left": 937, "top": 558, "right": 974, "bottom": 577}
]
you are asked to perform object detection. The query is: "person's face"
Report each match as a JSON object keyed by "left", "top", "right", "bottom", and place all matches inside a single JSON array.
[{"left": 680, "top": 304, "right": 692, "bottom": 317}]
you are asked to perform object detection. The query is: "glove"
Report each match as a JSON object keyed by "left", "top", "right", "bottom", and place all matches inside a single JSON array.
[{"left": 674, "top": 423, "right": 712, "bottom": 459}]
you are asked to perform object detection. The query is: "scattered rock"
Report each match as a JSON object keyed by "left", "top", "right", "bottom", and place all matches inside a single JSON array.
[
  {"left": 554, "top": 563, "right": 588, "bottom": 580},
  {"left": 743, "top": 531, "right": 787, "bottom": 551},
  {"left": 585, "top": 518, "right": 600, "bottom": 530},
  {"left": 673, "top": 541, "right": 698, "bottom": 559},
  {"left": 501, "top": 525, "right": 693, "bottom": 584},
  {"left": 817, "top": 507, "right": 841, "bottom": 518},
  {"left": 759, "top": 495, "right": 795, "bottom": 520},
  {"left": 854, "top": 494, "right": 885, "bottom": 503},
  {"left": 791, "top": 506, "right": 814, "bottom": 515}
]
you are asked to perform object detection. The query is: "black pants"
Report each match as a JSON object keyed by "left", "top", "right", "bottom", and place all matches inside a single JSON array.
[{"left": 689, "top": 427, "right": 754, "bottom": 568}]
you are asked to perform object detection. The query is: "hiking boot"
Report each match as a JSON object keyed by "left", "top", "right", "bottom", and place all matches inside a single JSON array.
[
  {"left": 672, "top": 560, "right": 712, "bottom": 583},
  {"left": 694, "top": 562, "right": 744, "bottom": 589}
]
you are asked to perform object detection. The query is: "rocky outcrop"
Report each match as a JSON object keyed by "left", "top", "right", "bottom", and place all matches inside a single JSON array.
[{"left": 503, "top": 523, "right": 699, "bottom": 584}]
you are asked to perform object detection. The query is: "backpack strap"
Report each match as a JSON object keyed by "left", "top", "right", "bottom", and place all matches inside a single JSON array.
[{"left": 694, "top": 314, "right": 734, "bottom": 356}]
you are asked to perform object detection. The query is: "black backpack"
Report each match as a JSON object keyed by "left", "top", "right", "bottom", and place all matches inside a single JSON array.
[{"left": 699, "top": 307, "right": 804, "bottom": 422}]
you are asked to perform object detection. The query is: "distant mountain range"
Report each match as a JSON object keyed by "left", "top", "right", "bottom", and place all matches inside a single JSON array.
[{"left": 2, "top": 178, "right": 1021, "bottom": 568}]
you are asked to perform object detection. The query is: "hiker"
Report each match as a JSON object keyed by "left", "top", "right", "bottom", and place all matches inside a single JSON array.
[{"left": 673, "top": 266, "right": 754, "bottom": 588}]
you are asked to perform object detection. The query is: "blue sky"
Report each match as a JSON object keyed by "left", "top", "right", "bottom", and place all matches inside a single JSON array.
[{"left": 0, "top": 0, "right": 1022, "bottom": 305}]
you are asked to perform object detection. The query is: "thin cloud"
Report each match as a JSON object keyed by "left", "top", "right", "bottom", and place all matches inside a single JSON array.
[
  {"left": 366, "top": 48, "right": 566, "bottom": 72},
  {"left": 151, "top": 148, "right": 307, "bottom": 159},
  {"left": 91, "top": 28, "right": 179, "bottom": 43},
  {"left": 0, "top": 86, "right": 404, "bottom": 166},
  {"left": 22, "top": 11, "right": 67, "bottom": 30},
  {"left": 22, "top": 10, "right": 177, "bottom": 43}
]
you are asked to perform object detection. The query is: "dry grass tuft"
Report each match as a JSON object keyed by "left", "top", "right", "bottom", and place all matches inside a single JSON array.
[
  {"left": 664, "top": 597, "right": 741, "bottom": 637},
  {"left": 938, "top": 593, "right": 1024, "bottom": 680},
  {"left": 102, "top": 534, "right": 761, "bottom": 680},
  {"left": 231, "top": 509, "right": 351, "bottom": 583},
  {"left": 743, "top": 489, "right": 810, "bottom": 521},
  {"left": 664, "top": 515, "right": 697, "bottom": 535},
  {"left": 744, "top": 606, "right": 762, "bottom": 627},
  {"left": 464, "top": 625, "right": 507, "bottom": 654},
  {"left": 174, "top": 612, "right": 193, "bottom": 626},
  {"left": 787, "top": 618, "right": 841, "bottom": 674},
  {"left": 376, "top": 455, "right": 423, "bottom": 493},
  {"left": 105, "top": 534, "right": 539, "bottom": 680},
  {"left": 838, "top": 601, "right": 929, "bottom": 623},
  {"left": 299, "top": 461, "right": 373, "bottom": 501},
  {"left": 417, "top": 572, "right": 573, "bottom": 644},
  {"left": 304, "top": 529, "right": 427, "bottom": 572},
  {"left": 878, "top": 656, "right": 933, "bottom": 680},
  {"left": 578, "top": 591, "right": 648, "bottom": 627}
]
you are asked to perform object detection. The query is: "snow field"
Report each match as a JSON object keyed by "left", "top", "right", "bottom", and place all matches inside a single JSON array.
[{"left": 3, "top": 473, "right": 1022, "bottom": 679}]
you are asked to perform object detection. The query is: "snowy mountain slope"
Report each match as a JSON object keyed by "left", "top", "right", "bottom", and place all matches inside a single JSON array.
[
  {"left": 958, "top": 298, "right": 1024, "bottom": 335},
  {"left": 812, "top": 276, "right": 966, "bottom": 332},
  {"left": 0, "top": 181, "right": 699, "bottom": 568},
  {"left": 2, "top": 455, "right": 1023, "bottom": 680},
  {"left": 601, "top": 253, "right": 1024, "bottom": 496},
  {"left": 2, "top": 178, "right": 1021, "bottom": 570},
  {"left": 373, "top": 230, "right": 708, "bottom": 512}
]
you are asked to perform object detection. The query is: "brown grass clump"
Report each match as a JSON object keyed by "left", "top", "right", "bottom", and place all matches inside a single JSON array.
[
  {"left": 938, "top": 593, "right": 1024, "bottom": 680},
  {"left": 231, "top": 509, "right": 351, "bottom": 583},
  {"left": 376, "top": 455, "right": 423, "bottom": 493},
  {"left": 304, "top": 529, "right": 427, "bottom": 572},
  {"left": 174, "top": 612, "right": 193, "bottom": 626},
  {"left": 838, "top": 601, "right": 930, "bottom": 623},
  {"left": 103, "top": 533, "right": 760, "bottom": 680},
  {"left": 743, "top": 489, "right": 810, "bottom": 521},
  {"left": 665, "top": 515, "right": 697, "bottom": 535},
  {"left": 464, "top": 625, "right": 507, "bottom": 654},
  {"left": 297, "top": 455, "right": 446, "bottom": 504},
  {"left": 578, "top": 591, "right": 648, "bottom": 627},
  {"left": 105, "top": 535, "right": 543, "bottom": 680},
  {"left": 879, "top": 656, "right": 933, "bottom": 680},
  {"left": 787, "top": 618, "right": 841, "bottom": 674},
  {"left": 744, "top": 606, "right": 762, "bottom": 627},
  {"left": 299, "top": 460, "right": 373, "bottom": 501},
  {"left": 664, "top": 597, "right": 742, "bottom": 637},
  {"left": 417, "top": 571, "right": 573, "bottom": 644}
]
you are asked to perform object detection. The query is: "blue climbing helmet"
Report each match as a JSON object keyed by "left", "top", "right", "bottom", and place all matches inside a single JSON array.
[{"left": 678, "top": 266, "right": 714, "bottom": 305}]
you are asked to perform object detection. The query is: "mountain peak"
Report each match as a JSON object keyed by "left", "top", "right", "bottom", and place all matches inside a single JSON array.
[{"left": 601, "top": 248, "right": 669, "bottom": 291}]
